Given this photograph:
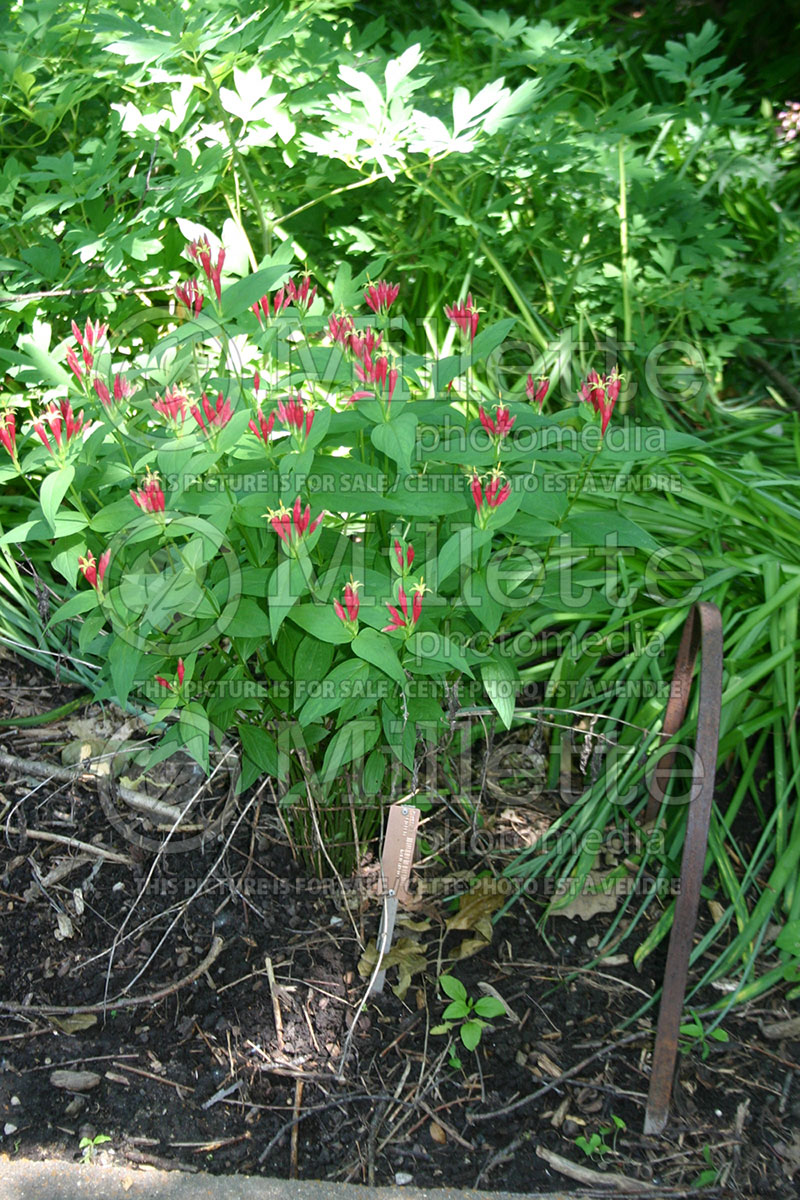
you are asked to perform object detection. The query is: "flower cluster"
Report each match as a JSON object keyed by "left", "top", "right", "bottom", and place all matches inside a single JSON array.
[
  {"left": 471, "top": 470, "right": 511, "bottom": 528},
  {"left": 175, "top": 279, "right": 203, "bottom": 318},
  {"left": 394, "top": 538, "right": 415, "bottom": 575},
  {"left": 156, "top": 659, "right": 185, "bottom": 693},
  {"left": 153, "top": 386, "right": 189, "bottom": 424},
  {"left": 249, "top": 407, "right": 275, "bottom": 444},
  {"left": 364, "top": 280, "right": 399, "bottom": 316},
  {"left": 34, "top": 399, "right": 85, "bottom": 458},
  {"left": 526, "top": 374, "right": 550, "bottom": 409},
  {"left": 252, "top": 274, "right": 317, "bottom": 322},
  {"left": 93, "top": 374, "right": 134, "bottom": 409},
  {"left": 190, "top": 392, "right": 233, "bottom": 436},
  {"left": 579, "top": 366, "right": 622, "bottom": 436},
  {"left": 333, "top": 578, "right": 361, "bottom": 632},
  {"left": 277, "top": 393, "right": 314, "bottom": 444},
  {"left": 354, "top": 351, "right": 398, "bottom": 404},
  {"left": 187, "top": 237, "right": 225, "bottom": 303},
  {"left": 268, "top": 497, "right": 323, "bottom": 549},
  {"left": 383, "top": 582, "right": 425, "bottom": 633},
  {"left": 445, "top": 293, "right": 480, "bottom": 342},
  {"left": 479, "top": 404, "right": 515, "bottom": 441},
  {"left": 131, "top": 471, "right": 166, "bottom": 514},
  {"left": 66, "top": 318, "right": 108, "bottom": 384},
  {"left": 78, "top": 548, "right": 111, "bottom": 591}
]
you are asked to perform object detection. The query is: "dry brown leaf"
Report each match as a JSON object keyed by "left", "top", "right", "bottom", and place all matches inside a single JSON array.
[
  {"left": 429, "top": 1121, "right": 446, "bottom": 1145},
  {"left": 357, "top": 936, "right": 427, "bottom": 999},
  {"left": 50, "top": 1013, "right": 97, "bottom": 1034},
  {"left": 548, "top": 872, "right": 619, "bottom": 921},
  {"left": 445, "top": 878, "right": 507, "bottom": 935}
]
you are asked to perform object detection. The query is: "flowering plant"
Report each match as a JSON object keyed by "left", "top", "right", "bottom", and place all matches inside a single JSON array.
[{"left": 0, "top": 230, "right": 685, "bottom": 870}]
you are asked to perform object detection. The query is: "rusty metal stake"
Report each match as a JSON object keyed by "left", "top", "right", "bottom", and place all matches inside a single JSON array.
[{"left": 642, "top": 601, "right": 723, "bottom": 1135}]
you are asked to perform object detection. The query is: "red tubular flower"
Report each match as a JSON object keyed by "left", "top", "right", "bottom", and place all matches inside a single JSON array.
[
  {"left": 526, "top": 374, "right": 550, "bottom": 410},
  {"left": 334, "top": 578, "right": 361, "bottom": 629},
  {"left": 328, "top": 313, "right": 355, "bottom": 345},
  {"left": 249, "top": 408, "right": 275, "bottom": 443},
  {"left": 156, "top": 658, "right": 184, "bottom": 693},
  {"left": 77, "top": 547, "right": 111, "bottom": 591},
  {"left": 286, "top": 275, "right": 317, "bottom": 313},
  {"left": 175, "top": 279, "right": 203, "bottom": 318},
  {"left": 33, "top": 400, "right": 84, "bottom": 457},
  {"left": 131, "top": 472, "right": 166, "bottom": 514},
  {"left": 347, "top": 391, "right": 373, "bottom": 406},
  {"left": 348, "top": 327, "right": 382, "bottom": 362},
  {"left": 72, "top": 318, "right": 108, "bottom": 352},
  {"left": 93, "top": 378, "right": 111, "bottom": 406},
  {"left": 153, "top": 386, "right": 189, "bottom": 423},
  {"left": 94, "top": 372, "right": 132, "bottom": 409},
  {"left": 355, "top": 352, "right": 397, "bottom": 406},
  {"left": 364, "top": 280, "right": 399, "bottom": 316},
  {"left": 66, "top": 347, "right": 84, "bottom": 383},
  {"left": 479, "top": 405, "right": 515, "bottom": 440},
  {"left": 187, "top": 238, "right": 225, "bottom": 303},
  {"left": 471, "top": 471, "right": 511, "bottom": 526},
  {"left": 579, "top": 366, "right": 621, "bottom": 436},
  {"left": 383, "top": 582, "right": 425, "bottom": 632},
  {"left": 190, "top": 392, "right": 233, "bottom": 436},
  {"left": 445, "top": 293, "right": 480, "bottom": 342},
  {"left": 268, "top": 498, "right": 323, "bottom": 548},
  {"left": 0, "top": 411, "right": 16, "bottom": 460},
  {"left": 277, "top": 393, "right": 314, "bottom": 441},
  {"left": 394, "top": 539, "right": 414, "bottom": 574},
  {"left": 70, "top": 318, "right": 107, "bottom": 370}
]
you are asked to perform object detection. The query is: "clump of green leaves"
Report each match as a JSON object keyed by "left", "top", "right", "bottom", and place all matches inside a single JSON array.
[
  {"left": 574, "top": 1114, "right": 626, "bottom": 1160},
  {"left": 431, "top": 973, "right": 506, "bottom": 1054},
  {"left": 79, "top": 1133, "right": 111, "bottom": 1163}
]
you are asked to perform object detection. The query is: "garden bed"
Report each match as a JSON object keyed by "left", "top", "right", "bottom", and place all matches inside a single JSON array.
[{"left": 0, "top": 651, "right": 796, "bottom": 1197}]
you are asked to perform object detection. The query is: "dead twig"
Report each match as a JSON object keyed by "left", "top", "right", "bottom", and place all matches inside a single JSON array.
[{"left": 2, "top": 827, "right": 132, "bottom": 866}]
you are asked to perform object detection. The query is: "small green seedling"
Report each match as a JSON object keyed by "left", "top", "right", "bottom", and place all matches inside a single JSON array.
[
  {"left": 431, "top": 974, "right": 506, "bottom": 1052},
  {"left": 679, "top": 1010, "right": 730, "bottom": 1060},
  {"left": 79, "top": 1133, "right": 111, "bottom": 1163},
  {"left": 575, "top": 1114, "right": 626, "bottom": 1160}
]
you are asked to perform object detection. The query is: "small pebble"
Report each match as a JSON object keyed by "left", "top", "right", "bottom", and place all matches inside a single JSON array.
[
  {"left": 395, "top": 1173, "right": 413, "bottom": 1186},
  {"left": 4, "top": 1124, "right": 18, "bottom": 1136},
  {"left": 10, "top": 1096, "right": 20, "bottom": 1106}
]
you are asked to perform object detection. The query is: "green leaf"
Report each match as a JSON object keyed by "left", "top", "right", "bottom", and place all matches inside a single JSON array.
[
  {"left": 361, "top": 748, "right": 386, "bottom": 795},
  {"left": 298, "top": 659, "right": 372, "bottom": 725},
  {"left": 481, "top": 656, "right": 518, "bottom": 729},
  {"left": 289, "top": 602, "right": 352, "bottom": 645},
  {"left": 404, "top": 631, "right": 474, "bottom": 678},
  {"left": 39, "top": 465, "right": 75, "bottom": 534},
  {"left": 473, "top": 995, "right": 506, "bottom": 1018},
  {"left": 371, "top": 413, "right": 418, "bottom": 472},
  {"left": 352, "top": 627, "right": 407, "bottom": 685},
  {"left": 439, "top": 974, "right": 467, "bottom": 1003},
  {"left": 470, "top": 317, "right": 517, "bottom": 364},
  {"left": 179, "top": 701, "right": 209, "bottom": 772},
  {"left": 221, "top": 251, "right": 294, "bottom": 320},
  {"left": 238, "top": 723, "right": 281, "bottom": 780},
  {"left": 443, "top": 1000, "right": 471, "bottom": 1020},
  {"left": 319, "top": 717, "right": 380, "bottom": 783},
  {"left": 108, "top": 637, "right": 141, "bottom": 707},
  {"left": 460, "top": 1019, "right": 483, "bottom": 1051},
  {"left": 562, "top": 512, "right": 659, "bottom": 552},
  {"left": 437, "top": 527, "right": 491, "bottom": 585},
  {"left": 267, "top": 558, "right": 307, "bottom": 640}
]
